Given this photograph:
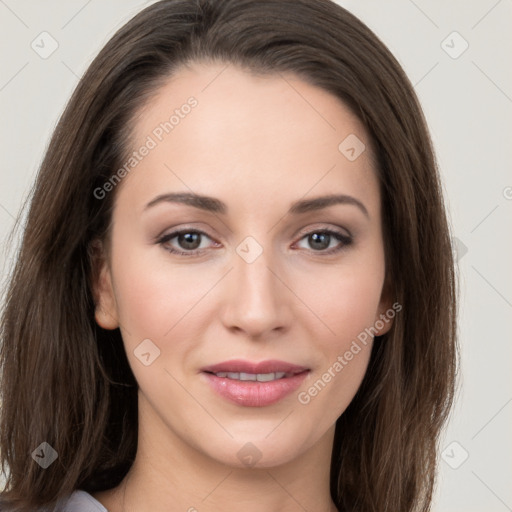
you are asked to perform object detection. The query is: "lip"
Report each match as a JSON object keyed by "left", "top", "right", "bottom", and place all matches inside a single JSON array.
[
  {"left": 201, "top": 359, "right": 308, "bottom": 375},
  {"left": 201, "top": 359, "right": 310, "bottom": 407}
]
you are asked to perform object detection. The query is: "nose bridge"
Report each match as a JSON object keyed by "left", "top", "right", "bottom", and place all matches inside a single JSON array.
[
  {"left": 236, "top": 248, "right": 277, "bottom": 302},
  {"left": 220, "top": 236, "right": 289, "bottom": 336}
]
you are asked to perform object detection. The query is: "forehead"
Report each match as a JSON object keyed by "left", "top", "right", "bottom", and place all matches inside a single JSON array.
[{"left": 118, "top": 61, "right": 379, "bottom": 216}]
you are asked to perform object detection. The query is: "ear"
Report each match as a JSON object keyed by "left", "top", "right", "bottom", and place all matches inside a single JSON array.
[
  {"left": 374, "top": 273, "right": 395, "bottom": 336},
  {"left": 89, "top": 239, "right": 119, "bottom": 330}
]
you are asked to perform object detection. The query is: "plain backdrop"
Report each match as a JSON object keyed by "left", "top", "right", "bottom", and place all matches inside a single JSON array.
[{"left": 0, "top": 1, "right": 511, "bottom": 511}]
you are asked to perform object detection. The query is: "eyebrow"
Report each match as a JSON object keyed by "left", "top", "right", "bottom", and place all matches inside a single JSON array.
[{"left": 144, "top": 192, "right": 369, "bottom": 218}]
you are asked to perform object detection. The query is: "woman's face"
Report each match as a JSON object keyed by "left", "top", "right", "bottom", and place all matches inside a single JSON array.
[{"left": 94, "top": 62, "right": 393, "bottom": 468}]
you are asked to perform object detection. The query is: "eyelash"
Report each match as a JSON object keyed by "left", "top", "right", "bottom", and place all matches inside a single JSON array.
[{"left": 156, "top": 227, "right": 353, "bottom": 257}]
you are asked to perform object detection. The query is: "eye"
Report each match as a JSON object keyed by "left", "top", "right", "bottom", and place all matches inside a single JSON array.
[
  {"left": 295, "top": 229, "right": 352, "bottom": 254},
  {"left": 157, "top": 227, "right": 352, "bottom": 257},
  {"left": 157, "top": 229, "right": 218, "bottom": 256}
]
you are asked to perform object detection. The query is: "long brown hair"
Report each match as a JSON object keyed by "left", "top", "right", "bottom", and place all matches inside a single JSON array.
[{"left": 0, "top": 1, "right": 458, "bottom": 510}]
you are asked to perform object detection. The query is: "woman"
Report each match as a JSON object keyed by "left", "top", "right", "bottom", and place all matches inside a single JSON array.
[{"left": 0, "top": 0, "right": 458, "bottom": 511}]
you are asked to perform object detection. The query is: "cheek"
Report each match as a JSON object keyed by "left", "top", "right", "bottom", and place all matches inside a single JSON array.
[
  {"left": 292, "top": 251, "right": 384, "bottom": 413},
  {"left": 111, "top": 256, "right": 210, "bottom": 398},
  {"left": 113, "top": 246, "right": 207, "bottom": 326},
  {"left": 296, "top": 269, "right": 380, "bottom": 426},
  {"left": 110, "top": 249, "right": 235, "bottom": 405},
  {"left": 313, "top": 273, "right": 378, "bottom": 377},
  {"left": 296, "top": 257, "right": 385, "bottom": 344},
  {"left": 325, "top": 275, "right": 383, "bottom": 339}
]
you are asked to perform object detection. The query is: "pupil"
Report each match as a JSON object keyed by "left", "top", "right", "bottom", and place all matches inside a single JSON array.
[
  {"left": 309, "top": 233, "right": 330, "bottom": 250},
  {"left": 179, "top": 232, "right": 200, "bottom": 250}
]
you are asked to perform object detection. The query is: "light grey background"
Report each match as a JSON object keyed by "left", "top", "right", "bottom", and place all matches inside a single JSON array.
[{"left": 0, "top": 1, "right": 511, "bottom": 511}]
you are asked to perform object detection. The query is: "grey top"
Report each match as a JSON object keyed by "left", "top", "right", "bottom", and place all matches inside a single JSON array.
[
  {"left": 59, "top": 491, "right": 108, "bottom": 512},
  {"left": 0, "top": 490, "right": 108, "bottom": 512}
]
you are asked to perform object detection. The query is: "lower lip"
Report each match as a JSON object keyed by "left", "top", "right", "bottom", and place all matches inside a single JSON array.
[{"left": 202, "top": 371, "right": 309, "bottom": 407}]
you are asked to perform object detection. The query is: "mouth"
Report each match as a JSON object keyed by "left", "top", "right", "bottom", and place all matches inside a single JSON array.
[
  {"left": 207, "top": 371, "right": 291, "bottom": 381},
  {"left": 200, "top": 359, "right": 310, "bottom": 407}
]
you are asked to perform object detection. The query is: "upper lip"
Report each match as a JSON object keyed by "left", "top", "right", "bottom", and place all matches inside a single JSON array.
[{"left": 201, "top": 359, "right": 309, "bottom": 375}]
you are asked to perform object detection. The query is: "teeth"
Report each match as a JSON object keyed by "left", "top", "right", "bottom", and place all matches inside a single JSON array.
[
  {"left": 214, "top": 371, "right": 287, "bottom": 381},
  {"left": 240, "top": 372, "right": 257, "bottom": 381}
]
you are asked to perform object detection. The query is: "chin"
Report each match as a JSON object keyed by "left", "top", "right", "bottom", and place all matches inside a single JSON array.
[{"left": 198, "top": 429, "right": 318, "bottom": 470}]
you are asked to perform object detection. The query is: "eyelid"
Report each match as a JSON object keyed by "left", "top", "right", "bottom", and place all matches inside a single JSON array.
[
  {"left": 157, "top": 227, "right": 218, "bottom": 249},
  {"left": 293, "top": 223, "right": 352, "bottom": 239}
]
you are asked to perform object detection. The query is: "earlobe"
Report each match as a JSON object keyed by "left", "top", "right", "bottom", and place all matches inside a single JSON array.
[
  {"left": 94, "top": 280, "right": 119, "bottom": 330},
  {"left": 89, "top": 239, "right": 119, "bottom": 330},
  {"left": 374, "top": 305, "right": 394, "bottom": 336},
  {"left": 374, "top": 275, "right": 395, "bottom": 336}
]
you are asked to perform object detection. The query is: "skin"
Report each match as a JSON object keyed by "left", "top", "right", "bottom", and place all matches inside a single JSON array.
[{"left": 91, "top": 62, "right": 393, "bottom": 512}]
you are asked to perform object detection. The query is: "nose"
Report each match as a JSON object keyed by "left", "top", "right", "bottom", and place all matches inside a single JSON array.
[{"left": 219, "top": 245, "right": 292, "bottom": 339}]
